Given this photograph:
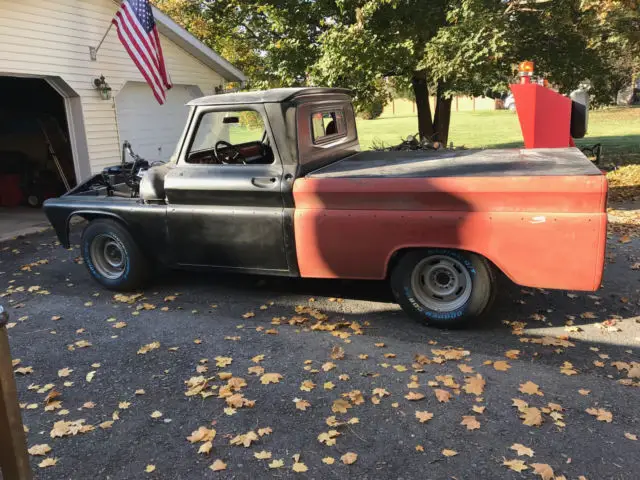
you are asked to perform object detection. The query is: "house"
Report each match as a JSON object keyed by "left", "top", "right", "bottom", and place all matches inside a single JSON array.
[{"left": 0, "top": 0, "right": 245, "bottom": 208}]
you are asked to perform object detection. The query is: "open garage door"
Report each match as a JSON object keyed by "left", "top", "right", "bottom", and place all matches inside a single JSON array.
[{"left": 115, "top": 82, "right": 203, "bottom": 163}]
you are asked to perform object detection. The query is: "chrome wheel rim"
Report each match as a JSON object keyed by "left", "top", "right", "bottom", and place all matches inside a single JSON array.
[
  {"left": 90, "top": 234, "right": 126, "bottom": 280},
  {"left": 410, "top": 255, "right": 472, "bottom": 312}
]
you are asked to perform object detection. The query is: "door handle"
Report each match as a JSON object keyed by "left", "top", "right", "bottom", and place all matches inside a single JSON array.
[{"left": 251, "top": 177, "right": 277, "bottom": 188}]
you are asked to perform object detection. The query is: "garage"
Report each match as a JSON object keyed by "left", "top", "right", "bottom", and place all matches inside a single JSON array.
[
  {"left": 116, "top": 83, "right": 203, "bottom": 162},
  {"left": 0, "top": 76, "right": 77, "bottom": 225},
  {"left": 0, "top": 0, "right": 245, "bottom": 241}
]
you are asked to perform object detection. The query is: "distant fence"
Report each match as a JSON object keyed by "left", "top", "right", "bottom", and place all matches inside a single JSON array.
[{"left": 383, "top": 97, "right": 500, "bottom": 116}]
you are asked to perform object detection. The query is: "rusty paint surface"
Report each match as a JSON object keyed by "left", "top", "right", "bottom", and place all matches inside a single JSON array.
[{"left": 292, "top": 174, "right": 607, "bottom": 291}]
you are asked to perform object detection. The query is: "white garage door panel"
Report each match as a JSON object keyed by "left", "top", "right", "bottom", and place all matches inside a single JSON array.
[{"left": 116, "top": 82, "right": 202, "bottom": 162}]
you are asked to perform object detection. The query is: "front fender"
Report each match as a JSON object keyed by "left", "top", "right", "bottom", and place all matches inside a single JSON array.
[{"left": 43, "top": 199, "right": 130, "bottom": 248}]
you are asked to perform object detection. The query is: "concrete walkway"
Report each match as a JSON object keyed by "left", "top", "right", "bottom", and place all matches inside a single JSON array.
[{"left": 0, "top": 207, "right": 49, "bottom": 243}]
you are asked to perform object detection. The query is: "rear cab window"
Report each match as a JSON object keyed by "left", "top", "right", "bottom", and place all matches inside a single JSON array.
[{"left": 311, "top": 110, "right": 346, "bottom": 144}]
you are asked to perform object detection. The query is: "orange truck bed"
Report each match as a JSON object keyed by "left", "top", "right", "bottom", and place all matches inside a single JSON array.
[{"left": 293, "top": 147, "right": 607, "bottom": 291}]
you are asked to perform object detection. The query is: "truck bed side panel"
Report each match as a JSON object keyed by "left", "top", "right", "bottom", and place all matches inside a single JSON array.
[{"left": 292, "top": 175, "right": 607, "bottom": 291}]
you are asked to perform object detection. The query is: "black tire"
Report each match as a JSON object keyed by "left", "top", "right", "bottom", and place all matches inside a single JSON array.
[
  {"left": 390, "top": 249, "right": 495, "bottom": 329},
  {"left": 81, "top": 218, "right": 149, "bottom": 291}
]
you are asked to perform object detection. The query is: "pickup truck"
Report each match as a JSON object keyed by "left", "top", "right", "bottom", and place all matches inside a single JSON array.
[{"left": 43, "top": 87, "right": 607, "bottom": 328}]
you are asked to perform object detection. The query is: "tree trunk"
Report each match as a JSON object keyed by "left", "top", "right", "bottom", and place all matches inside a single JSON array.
[
  {"left": 411, "top": 70, "right": 434, "bottom": 140},
  {"left": 433, "top": 82, "right": 453, "bottom": 146}
]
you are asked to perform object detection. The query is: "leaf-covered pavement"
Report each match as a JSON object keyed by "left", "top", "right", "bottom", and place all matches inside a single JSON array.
[{"left": 1, "top": 221, "right": 638, "bottom": 479}]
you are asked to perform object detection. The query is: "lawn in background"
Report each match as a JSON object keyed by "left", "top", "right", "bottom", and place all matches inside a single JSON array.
[{"left": 356, "top": 106, "right": 640, "bottom": 164}]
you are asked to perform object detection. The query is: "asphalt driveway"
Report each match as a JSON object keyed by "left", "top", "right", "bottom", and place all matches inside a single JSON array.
[{"left": 1, "top": 220, "right": 638, "bottom": 479}]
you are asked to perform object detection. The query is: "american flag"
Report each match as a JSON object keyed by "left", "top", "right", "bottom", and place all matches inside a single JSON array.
[{"left": 112, "top": 0, "right": 172, "bottom": 104}]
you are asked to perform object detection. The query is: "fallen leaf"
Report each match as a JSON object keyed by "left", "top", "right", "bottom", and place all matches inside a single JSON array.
[
  {"left": 331, "top": 345, "right": 345, "bottom": 360},
  {"left": 493, "top": 361, "right": 511, "bottom": 372},
  {"left": 145, "top": 465, "right": 156, "bottom": 473},
  {"left": 187, "top": 427, "right": 216, "bottom": 443},
  {"left": 85, "top": 371, "right": 96, "bottom": 383},
  {"left": 341, "top": 452, "right": 358, "bottom": 465},
  {"left": 214, "top": 356, "right": 232, "bottom": 367},
  {"left": 137, "top": 341, "right": 160, "bottom": 355},
  {"left": 322, "top": 456, "right": 335, "bottom": 464},
  {"left": 150, "top": 411, "right": 163, "bottom": 419},
  {"left": 510, "top": 443, "right": 534, "bottom": 457},
  {"left": 434, "top": 389, "right": 451, "bottom": 403},
  {"left": 472, "top": 405, "right": 486, "bottom": 414},
  {"left": 578, "top": 389, "right": 590, "bottom": 396},
  {"left": 406, "top": 391, "right": 426, "bottom": 401},
  {"left": 292, "top": 462, "right": 308, "bottom": 472},
  {"left": 503, "top": 458, "right": 528, "bottom": 472},
  {"left": 57, "top": 368, "right": 72, "bottom": 378},
  {"left": 521, "top": 407, "right": 543, "bottom": 427},
  {"left": 260, "top": 373, "right": 283, "bottom": 384},
  {"left": 442, "top": 449, "right": 458, "bottom": 457},
  {"left": 463, "top": 375, "right": 486, "bottom": 395},
  {"left": 99, "top": 421, "right": 114, "bottom": 429},
  {"left": 210, "top": 459, "right": 227, "bottom": 471},
  {"left": 295, "top": 398, "right": 311, "bottom": 411},
  {"left": 318, "top": 430, "right": 341, "bottom": 446},
  {"left": 135, "top": 389, "right": 145, "bottom": 395},
  {"left": 300, "top": 380, "right": 316, "bottom": 392},
  {"left": 519, "top": 381, "right": 543, "bottom": 396},
  {"left": 461, "top": 415, "right": 480, "bottom": 430},
  {"left": 268, "top": 459, "right": 284, "bottom": 469},
  {"left": 258, "top": 427, "right": 272, "bottom": 436},
  {"left": 14, "top": 366, "right": 34, "bottom": 375},
  {"left": 230, "top": 430, "right": 259, "bottom": 447},
  {"left": 38, "top": 457, "right": 58, "bottom": 468},
  {"left": 324, "top": 381, "right": 335, "bottom": 390},
  {"left": 28, "top": 444, "right": 51, "bottom": 456},
  {"left": 254, "top": 450, "right": 272, "bottom": 460},
  {"left": 585, "top": 407, "right": 612, "bottom": 422},
  {"left": 624, "top": 432, "right": 637, "bottom": 441},
  {"left": 332, "top": 398, "right": 352, "bottom": 413},
  {"left": 416, "top": 411, "right": 434, "bottom": 423},
  {"left": 242, "top": 312, "right": 255, "bottom": 318},
  {"left": 531, "top": 463, "right": 554, "bottom": 480}
]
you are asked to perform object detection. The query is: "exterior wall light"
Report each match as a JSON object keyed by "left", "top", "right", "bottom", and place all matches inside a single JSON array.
[{"left": 93, "top": 75, "right": 112, "bottom": 100}]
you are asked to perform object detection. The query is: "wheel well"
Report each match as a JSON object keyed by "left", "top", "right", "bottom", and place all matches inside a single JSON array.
[
  {"left": 67, "top": 212, "right": 128, "bottom": 243},
  {"left": 386, "top": 247, "right": 503, "bottom": 280}
]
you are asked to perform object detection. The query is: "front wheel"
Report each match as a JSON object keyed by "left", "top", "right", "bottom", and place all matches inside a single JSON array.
[
  {"left": 390, "top": 249, "right": 495, "bottom": 329},
  {"left": 81, "top": 219, "right": 149, "bottom": 291}
]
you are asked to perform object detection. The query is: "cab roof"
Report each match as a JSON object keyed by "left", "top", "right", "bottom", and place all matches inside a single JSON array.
[{"left": 187, "top": 87, "right": 352, "bottom": 106}]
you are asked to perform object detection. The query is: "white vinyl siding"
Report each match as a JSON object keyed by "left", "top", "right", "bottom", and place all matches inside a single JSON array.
[{"left": 0, "top": 0, "right": 225, "bottom": 175}]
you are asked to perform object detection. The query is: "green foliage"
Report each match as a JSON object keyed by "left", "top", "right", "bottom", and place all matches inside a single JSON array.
[{"left": 154, "top": 0, "right": 639, "bottom": 136}]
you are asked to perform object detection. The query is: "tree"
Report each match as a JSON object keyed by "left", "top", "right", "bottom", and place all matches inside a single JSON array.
[{"left": 155, "top": 0, "right": 639, "bottom": 146}]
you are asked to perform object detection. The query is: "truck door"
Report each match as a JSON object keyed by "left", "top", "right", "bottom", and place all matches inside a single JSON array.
[{"left": 163, "top": 105, "right": 290, "bottom": 273}]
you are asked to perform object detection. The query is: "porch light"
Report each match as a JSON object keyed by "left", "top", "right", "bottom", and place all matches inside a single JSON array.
[{"left": 93, "top": 75, "right": 112, "bottom": 100}]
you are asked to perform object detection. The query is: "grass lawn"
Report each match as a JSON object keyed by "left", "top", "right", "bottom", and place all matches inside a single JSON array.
[{"left": 356, "top": 106, "right": 640, "bottom": 162}]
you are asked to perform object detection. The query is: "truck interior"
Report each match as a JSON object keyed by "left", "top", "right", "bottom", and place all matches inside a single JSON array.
[{"left": 186, "top": 110, "right": 274, "bottom": 165}]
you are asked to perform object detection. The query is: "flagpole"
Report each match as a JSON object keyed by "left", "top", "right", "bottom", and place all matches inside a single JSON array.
[{"left": 90, "top": 22, "right": 114, "bottom": 61}]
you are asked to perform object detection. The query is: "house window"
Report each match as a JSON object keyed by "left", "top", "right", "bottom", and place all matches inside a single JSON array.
[{"left": 311, "top": 110, "right": 346, "bottom": 144}]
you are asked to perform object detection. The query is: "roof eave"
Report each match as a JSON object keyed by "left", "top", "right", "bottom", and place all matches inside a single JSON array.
[{"left": 152, "top": 6, "right": 247, "bottom": 84}]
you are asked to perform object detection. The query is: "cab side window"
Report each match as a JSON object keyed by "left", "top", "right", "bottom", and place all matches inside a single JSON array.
[
  {"left": 187, "top": 110, "right": 273, "bottom": 165},
  {"left": 311, "top": 110, "right": 346, "bottom": 144}
]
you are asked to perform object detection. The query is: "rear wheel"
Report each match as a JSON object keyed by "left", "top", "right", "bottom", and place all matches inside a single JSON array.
[
  {"left": 390, "top": 249, "right": 495, "bottom": 328},
  {"left": 81, "top": 219, "right": 148, "bottom": 291}
]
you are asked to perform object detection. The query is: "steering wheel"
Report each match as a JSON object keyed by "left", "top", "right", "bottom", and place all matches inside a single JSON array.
[{"left": 214, "top": 140, "right": 246, "bottom": 165}]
